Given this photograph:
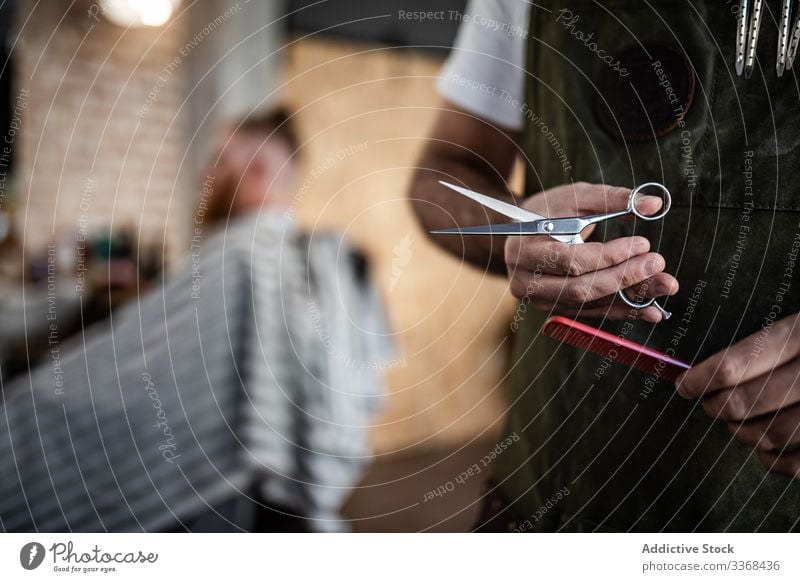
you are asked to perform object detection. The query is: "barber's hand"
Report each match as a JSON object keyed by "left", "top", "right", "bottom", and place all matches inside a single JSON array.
[
  {"left": 505, "top": 182, "right": 679, "bottom": 322},
  {"left": 676, "top": 312, "right": 800, "bottom": 479}
]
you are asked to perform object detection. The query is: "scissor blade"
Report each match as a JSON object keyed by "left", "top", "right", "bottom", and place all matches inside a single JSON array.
[
  {"left": 431, "top": 223, "right": 542, "bottom": 236},
  {"left": 438, "top": 181, "right": 545, "bottom": 222},
  {"left": 431, "top": 223, "right": 583, "bottom": 243}
]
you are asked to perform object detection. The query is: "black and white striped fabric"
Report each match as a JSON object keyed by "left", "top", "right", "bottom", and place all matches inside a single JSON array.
[{"left": 0, "top": 214, "right": 390, "bottom": 532}]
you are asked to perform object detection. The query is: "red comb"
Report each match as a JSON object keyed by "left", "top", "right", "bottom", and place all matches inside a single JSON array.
[{"left": 542, "top": 316, "right": 691, "bottom": 381}]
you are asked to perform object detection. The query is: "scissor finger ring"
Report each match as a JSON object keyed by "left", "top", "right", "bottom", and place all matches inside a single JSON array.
[
  {"left": 617, "top": 289, "right": 672, "bottom": 320},
  {"left": 628, "top": 182, "right": 672, "bottom": 221}
]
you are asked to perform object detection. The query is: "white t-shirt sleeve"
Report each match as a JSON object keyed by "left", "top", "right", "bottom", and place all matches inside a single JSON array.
[{"left": 437, "top": 0, "right": 530, "bottom": 131}]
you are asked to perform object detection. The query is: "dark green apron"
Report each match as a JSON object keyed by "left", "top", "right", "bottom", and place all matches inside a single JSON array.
[{"left": 489, "top": 0, "right": 800, "bottom": 532}]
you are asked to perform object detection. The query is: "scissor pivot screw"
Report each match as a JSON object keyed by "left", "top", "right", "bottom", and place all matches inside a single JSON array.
[{"left": 544, "top": 221, "right": 554, "bottom": 232}]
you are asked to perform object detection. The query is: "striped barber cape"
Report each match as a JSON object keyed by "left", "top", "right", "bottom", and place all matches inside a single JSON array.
[{"left": 0, "top": 213, "right": 390, "bottom": 532}]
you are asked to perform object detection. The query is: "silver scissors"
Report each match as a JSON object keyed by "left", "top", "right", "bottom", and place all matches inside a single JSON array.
[{"left": 431, "top": 180, "right": 673, "bottom": 319}]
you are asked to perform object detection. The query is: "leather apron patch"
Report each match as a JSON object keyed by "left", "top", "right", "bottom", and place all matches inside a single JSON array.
[{"left": 595, "top": 44, "right": 696, "bottom": 142}]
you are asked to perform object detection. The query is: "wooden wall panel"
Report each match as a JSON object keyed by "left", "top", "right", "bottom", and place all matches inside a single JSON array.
[{"left": 283, "top": 38, "right": 517, "bottom": 454}]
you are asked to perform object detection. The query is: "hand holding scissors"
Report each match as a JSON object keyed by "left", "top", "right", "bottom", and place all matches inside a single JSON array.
[{"left": 431, "top": 181, "right": 676, "bottom": 320}]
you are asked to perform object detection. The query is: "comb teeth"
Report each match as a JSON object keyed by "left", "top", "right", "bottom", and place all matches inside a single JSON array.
[{"left": 542, "top": 316, "right": 690, "bottom": 382}]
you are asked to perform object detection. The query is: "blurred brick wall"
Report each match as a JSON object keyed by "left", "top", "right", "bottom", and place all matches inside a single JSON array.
[{"left": 13, "top": 0, "right": 189, "bottom": 258}]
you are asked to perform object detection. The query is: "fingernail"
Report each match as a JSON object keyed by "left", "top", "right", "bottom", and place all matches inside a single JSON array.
[
  {"left": 641, "top": 195, "right": 662, "bottom": 204},
  {"left": 645, "top": 258, "right": 663, "bottom": 275},
  {"left": 641, "top": 307, "right": 663, "bottom": 324},
  {"left": 674, "top": 374, "right": 691, "bottom": 398},
  {"left": 637, "top": 195, "right": 663, "bottom": 213},
  {"left": 633, "top": 237, "right": 650, "bottom": 253},
  {"left": 654, "top": 282, "right": 673, "bottom": 296}
]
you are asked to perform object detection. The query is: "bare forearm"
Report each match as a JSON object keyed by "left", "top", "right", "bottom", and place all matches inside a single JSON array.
[
  {"left": 410, "top": 103, "right": 521, "bottom": 273},
  {"left": 410, "top": 158, "right": 514, "bottom": 273}
]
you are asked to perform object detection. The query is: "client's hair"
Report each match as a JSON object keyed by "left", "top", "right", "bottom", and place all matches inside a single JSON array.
[{"left": 198, "top": 106, "right": 299, "bottom": 226}]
